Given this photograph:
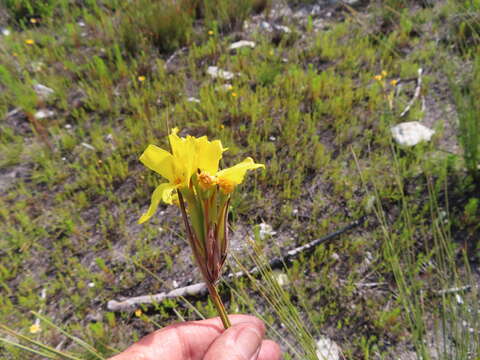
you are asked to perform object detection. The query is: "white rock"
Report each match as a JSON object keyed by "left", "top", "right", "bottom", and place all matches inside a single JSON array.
[
  {"left": 274, "top": 25, "right": 291, "bottom": 34},
  {"left": 316, "top": 337, "right": 341, "bottom": 360},
  {"left": 258, "top": 222, "right": 276, "bottom": 240},
  {"left": 331, "top": 252, "right": 340, "bottom": 261},
  {"left": 456, "top": 294, "right": 464, "bottom": 305},
  {"left": 260, "top": 21, "right": 273, "bottom": 32},
  {"left": 390, "top": 121, "right": 434, "bottom": 147},
  {"left": 81, "top": 142, "right": 95, "bottom": 151},
  {"left": 344, "top": 0, "right": 362, "bottom": 6},
  {"left": 187, "top": 97, "right": 200, "bottom": 103},
  {"left": 65, "top": 124, "right": 72, "bottom": 129},
  {"left": 31, "top": 61, "right": 45, "bottom": 72},
  {"left": 207, "top": 66, "right": 235, "bottom": 80},
  {"left": 34, "top": 109, "right": 55, "bottom": 119},
  {"left": 2, "top": 28, "right": 11, "bottom": 36},
  {"left": 229, "top": 40, "right": 255, "bottom": 51},
  {"left": 78, "top": 21, "right": 86, "bottom": 27},
  {"left": 88, "top": 282, "right": 95, "bottom": 288},
  {"left": 33, "top": 84, "right": 54, "bottom": 99},
  {"left": 273, "top": 271, "right": 289, "bottom": 287}
]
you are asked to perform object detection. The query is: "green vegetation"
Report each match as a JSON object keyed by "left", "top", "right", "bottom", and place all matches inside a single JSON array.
[{"left": 0, "top": 0, "right": 479, "bottom": 359}]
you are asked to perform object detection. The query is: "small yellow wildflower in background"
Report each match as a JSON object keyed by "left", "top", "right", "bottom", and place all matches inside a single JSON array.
[
  {"left": 390, "top": 79, "right": 398, "bottom": 86},
  {"left": 208, "top": 30, "right": 214, "bottom": 36},
  {"left": 381, "top": 70, "right": 388, "bottom": 77},
  {"left": 138, "top": 75, "right": 146, "bottom": 82},
  {"left": 25, "top": 39, "right": 35, "bottom": 45},
  {"left": 135, "top": 309, "right": 142, "bottom": 317},
  {"left": 30, "top": 18, "right": 37, "bottom": 24},
  {"left": 374, "top": 74, "right": 383, "bottom": 81},
  {"left": 29, "top": 323, "right": 41, "bottom": 334},
  {"left": 231, "top": 92, "right": 237, "bottom": 97}
]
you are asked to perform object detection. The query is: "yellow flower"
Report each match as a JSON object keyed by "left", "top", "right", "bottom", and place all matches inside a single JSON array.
[
  {"left": 138, "top": 129, "right": 196, "bottom": 223},
  {"left": 29, "top": 323, "right": 41, "bottom": 334},
  {"left": 30, "top": 18, "right": 37, "bottom": 24},
  {"left": 216, "top": 157, "right": 264, "bottom": 194},
  {"left": 208, "top": 30, "right": 214, "bottom": 36},
  {"left": 25, "top": 39, "right": 35, "bottom": 45},
  {"left": 231, "top": 92, "right": 237, "bottom": 97},
  {"left": 135, "top": 309, "right": 142, "bottom": 317},
  {"left": 374, "top": 74, "right": 383, "bottom": 81},
  {"left": 390, "top": 79, "right": 398, "bottom": 86},
  {"left": 139, "top": 129, "right": 223, "bottom": 223},
  {"left": 138, "top": 75, "right": 146, "bottom": 82},
  {"left": 381, "top": 70, "right": 388, "bottom": 77}
]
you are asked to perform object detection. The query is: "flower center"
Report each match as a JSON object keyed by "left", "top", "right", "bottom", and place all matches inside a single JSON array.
[
  {"left": 198, "top": 172, "right": 217, "bottom": 190},
  {"left": 218, "top": 177, "right": 234, "bottom": 194}
]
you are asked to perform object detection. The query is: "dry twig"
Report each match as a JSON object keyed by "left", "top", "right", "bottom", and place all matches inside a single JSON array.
[{"left": 107, "top": 217, "right": 366, "bottom": 312}]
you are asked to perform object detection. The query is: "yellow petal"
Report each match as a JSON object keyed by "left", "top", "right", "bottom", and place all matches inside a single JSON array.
[
  {"left": 195, "top": 137, "right": 225, "bottom": 175},
  {"left": 139, "top": 145, "right": 175, "bottom": 182},
  {"left": 168, "top": 130, "right": 196, "bottom": 183},
  {"left": 216, "top": 157, "right": 264, "bottom": 193},
  {"left": 138, "top": 183, "right": 176, "bottom": 224}
]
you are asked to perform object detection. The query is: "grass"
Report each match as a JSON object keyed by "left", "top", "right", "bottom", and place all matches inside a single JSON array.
[{"left": 0, "top": 0, "right": 479, "bottom": 359}]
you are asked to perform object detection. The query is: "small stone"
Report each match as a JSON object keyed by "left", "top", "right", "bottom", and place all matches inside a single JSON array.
[
  {"left": 316, "top": 337, "right": 341, "bottom": 360},
  {"left": 187, "top": 97, "right": 200, "bottom": 103},
  {"left": 275, "top": 25, "right": 291, "bottom": 34},
  {"left": 258, "top": 223, "right": 276, "bottom": 240},
  {"left": 261, "top": 21, "right": 273, "bottom": 32},
  {"left": 229, "top": 40, "right": 255, "bottom": 51},
  {"left": 81, "top": 142, "right": 95, "bottom": 151},
  {"left": 31, "top": 61, "right": 45, "bottom": 72},
  {"left": 65, "top": 124, "right": 72, "bottom": 129},
  {"left": 207, "top": 66, "right": 235, "bottom": 80},
  {"left": 273, "top": 271, "right": 289, "bottom": 287},
  {"left": 34, "top": 109, "right": 55, "bottom": 119},
  {"left": 456, "top": 294, "right": 464, "bottom": 305},
  {"left": 33, "top": 84, "right": 54, "bottom": 99},
  {"left": 391, "top": 121, "right": 434, "bottom": 147}
]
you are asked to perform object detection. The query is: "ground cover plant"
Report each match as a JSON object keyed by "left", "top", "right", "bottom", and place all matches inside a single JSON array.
[{"left": 0, "top": 0, "right": 479, "bottom": 359}]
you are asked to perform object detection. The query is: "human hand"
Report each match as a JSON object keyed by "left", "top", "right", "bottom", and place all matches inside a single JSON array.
[{"left": 109, "top": 314, "right": 281, "bottom": 360}]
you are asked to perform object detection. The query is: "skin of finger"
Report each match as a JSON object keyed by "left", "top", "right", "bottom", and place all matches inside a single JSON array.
[
  {"left": 258, "top": 340, "right": 282, "bottom": 360},
  {"left": 108, "top": 315, "right": 265, "bottom": 360},
  {"left": 203, "top": 322, "right": 266, "bottom": 360}
]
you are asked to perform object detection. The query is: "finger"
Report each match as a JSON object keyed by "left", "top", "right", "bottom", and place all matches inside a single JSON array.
[
  {"left": 258, "top": 340, "right": 282, "bottom": 360},
  {"left": 109, "top": 315, "right": 264, "bottom": 360},
  {"left": 203, "top": 322, "right": 266, "bottom": 360}
]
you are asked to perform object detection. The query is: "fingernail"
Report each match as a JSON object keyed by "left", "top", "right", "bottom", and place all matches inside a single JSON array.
[{"left": 235, "top": 326, "right": 262, "bottom": 360}]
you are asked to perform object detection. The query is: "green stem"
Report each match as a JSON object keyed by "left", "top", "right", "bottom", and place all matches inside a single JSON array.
[{"left": 206, "top": 282, "right": 231, "bottom": 329}]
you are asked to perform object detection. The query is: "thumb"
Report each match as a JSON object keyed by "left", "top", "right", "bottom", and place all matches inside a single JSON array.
[{"left": 203, "top": 322, "right": 264, "bottom": 360}]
